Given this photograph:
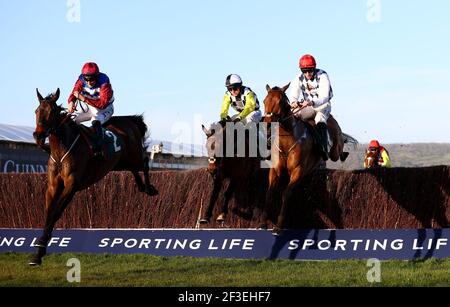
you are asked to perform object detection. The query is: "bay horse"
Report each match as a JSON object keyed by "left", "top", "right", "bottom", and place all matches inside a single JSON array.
[
  {"left": 30, "top": 88, "right": 158, "bottom": 266},
  {"left": 199, "top": 120, "right": 262, "bottom": 225},
  {"left": 261, "top": 84, "right": 326, "bottom": 235},
  {"left": 261, "top": 85, "right": 357, "bottom": 234}
]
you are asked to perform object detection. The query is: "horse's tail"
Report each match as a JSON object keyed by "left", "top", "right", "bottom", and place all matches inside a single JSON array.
[
  {"left": 130, "top": 114, "right": 150, "bottom": 149},
  {"left": 129, "top": 114, "right": 148, "bottom": 139}
]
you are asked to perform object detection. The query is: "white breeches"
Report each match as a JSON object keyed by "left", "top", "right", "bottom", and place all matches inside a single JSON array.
[
  {"left": 231, "top": 110, "right": 262, "bottom": 124},
  {"left": 74, "top": 102, "right": 114, "bottom": 125},
  {"left": 293, "top": 102, "right": 331, "bottom": 125}
]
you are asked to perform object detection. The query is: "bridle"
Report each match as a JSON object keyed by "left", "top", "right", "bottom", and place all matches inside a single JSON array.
[
  {"left": 37, "top": 101, "right": 80, "bottom": 166},
  {"left": 365, "top": 149, "right": 379, "bottom": 168},
  {"left": 265, "top": 90, "right": 299, "bottom": 157}
]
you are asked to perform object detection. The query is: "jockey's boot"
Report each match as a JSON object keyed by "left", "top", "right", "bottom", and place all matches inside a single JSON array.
[
  {"left": 316, "top": 122, "right": 329, "bottom": 161},
  {"left": 92, "top": 120, "right": 104, "bottom": 158}
]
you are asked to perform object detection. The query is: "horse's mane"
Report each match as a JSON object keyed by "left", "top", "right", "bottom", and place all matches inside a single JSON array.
[
  {"left": 271, "top": 86, "right": 283, "bottom": 91},
  {"left": 44, "top": 92, "right": 57, "bottom": 100},
  {"left": 43, "top": 92, "right": 67, "bottom": 115}
]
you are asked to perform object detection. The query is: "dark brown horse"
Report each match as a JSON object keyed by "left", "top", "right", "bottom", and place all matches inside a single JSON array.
[
  {"left": 30, "top": 88, "right": 158, "bottom": 265},
  {"left": 260, "top": 84, "right": 324, "bottom": 235},
  {"left": 199, "top": 120, "right": 262, "bottom": 225}
]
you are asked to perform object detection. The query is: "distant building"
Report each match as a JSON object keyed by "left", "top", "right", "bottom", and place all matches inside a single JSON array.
[
  {"left": 0, "top": 123, "right": 207, "bottom": 174},
  {"left": 144, "top": 139, "right": 207, "bottom": 171},
  {"left": 0, "top": 124, "right": 49, "bottom": 173}
]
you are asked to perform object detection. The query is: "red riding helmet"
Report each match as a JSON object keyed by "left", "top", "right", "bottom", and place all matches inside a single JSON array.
[
  {"left": 82, "top": 62, "right": 100, "bottom": 76},
  {"left": 299, "top": 54, "right": 317, "bottom": 69},
  {"left": 369, "top": 140, "right": 380, "bottom": 148}
]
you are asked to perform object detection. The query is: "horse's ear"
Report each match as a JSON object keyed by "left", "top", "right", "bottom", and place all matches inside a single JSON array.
[
  {"left": 36, "top": 88, "right": 44, "bottom": 102},
  {"left": 51, "top": 88, "right": 60, "bottom": 103},
  {"left": 281, "top": 83, "right": 290, "bottom": 93},
  {"left": 202, "top": 125, "right": 210, "bottom": 136},
  {"left": 266, "top": 84, "right": 271, "bottom": 92}
]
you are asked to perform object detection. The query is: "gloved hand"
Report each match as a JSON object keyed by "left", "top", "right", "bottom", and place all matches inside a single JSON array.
[
  {"left": 301, "top": 100, "right": 313, "bottom": 108},
  {"left": 218, "top": 119, "right": 227, "bottom": 127},
  {"left": 233, "top": 117, "right": 241, "bottom": 123},
  {"left": 68, "top": 101, "right": 76, "bottom": 113}
]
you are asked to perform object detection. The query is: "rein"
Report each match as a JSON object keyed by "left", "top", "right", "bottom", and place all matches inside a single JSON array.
[
  {"left": 265, "top": 91, "right": 299, "bottom": 158},
  {"left": 50, "top": 135, "right": 80, "bottom": 164},
  {"left": 49, "top": 112, "right": 81, "bottom": 166}
]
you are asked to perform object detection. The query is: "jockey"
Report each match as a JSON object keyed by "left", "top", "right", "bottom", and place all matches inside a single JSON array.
[
  {"left": 68, "top": 62, "right": 114, "bottom": 156},
  {"left": 220, "top": 74, "right": 262, "bottom": 125},
  {"left": 364, "top": 140, "right": 392, "bottom": 168},
  {"left": 288, "top": 54, "right": 333, "bottom": 161}
]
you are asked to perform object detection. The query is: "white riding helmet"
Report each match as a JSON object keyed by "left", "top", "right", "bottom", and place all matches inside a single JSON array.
[{"left": 225, "top": 74, "right": 243, "bottom": 87}]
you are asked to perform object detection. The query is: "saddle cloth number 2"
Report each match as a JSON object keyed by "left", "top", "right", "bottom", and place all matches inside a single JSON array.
[{"left": 105, "top": 131, "right": 122, "bottom": 152}]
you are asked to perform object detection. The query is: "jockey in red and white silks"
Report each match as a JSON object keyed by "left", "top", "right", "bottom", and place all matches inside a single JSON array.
[
  {"left": 288, "top": 54, "right": 333, "bottom": 161},
  {"left": 288, "top": 67, "right": 333, "bottom": 125}
]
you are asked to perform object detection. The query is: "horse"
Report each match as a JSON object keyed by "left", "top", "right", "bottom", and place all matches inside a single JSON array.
[
  {"left": 261, "top": 83, "right": 357, "bottom": 234},
  {"left": 364, "top": 148, "right": 380, "bottom": 169},
  {"left": 30, "top": 88, "right": 158, "bottom": 266},
  {"left": 258, "top": 84, "right": 325, "bottom": 235},
  {"left": 199, "top": 120, "right": 262, "bottom": 225}
]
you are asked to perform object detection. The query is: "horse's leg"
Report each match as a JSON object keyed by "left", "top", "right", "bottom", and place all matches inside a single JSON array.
[
  {"left": 199, "top": 178, "right": 222, "bottom": 224},
  {"left": 143, "top": 156, "right": 158, "bottom": 196},
  {"left": 29, "top": 177, "right": 63, "bottom": 266},
  {"left": 131, "top": 170, "right": 146, "bottom": 192},
  {"left": 273, "top": 167, "right": 301, "bottom": 236},
  {"left": 217, "top": 181, "right": 236, "bottom": 223},
  {"left": 30, "top": 176, "right": 76, "bottom": 266},
  {"left": 259, "top": 169, "right": 280, "bottom": 229},
  {"left": 131, "top": 157, "right": 158, "bottom": 196}
]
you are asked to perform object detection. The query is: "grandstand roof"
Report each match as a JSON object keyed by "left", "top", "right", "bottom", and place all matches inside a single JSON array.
[
  {"left": 0, "top": 123, "right": 207, "bottom": 157},
  {"left": 0, "top": 123, "right": 37, "bottom": 144}
]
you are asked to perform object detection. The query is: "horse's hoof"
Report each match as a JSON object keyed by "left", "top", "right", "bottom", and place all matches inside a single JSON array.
[
  {"left": 272, "top": 227, "right": 283, "bottom": 236},
  {"left": 145, "top": 185, "right": 158, "bottom": 196},
  {"left": 257, "top": 223, "right": 268, "bottom": 230},
  {"left": 199, "top": 218, "right": 210, "bottom": 224},
  {"left": 216, "top": 214, "right": 226, "bottom": 223},
  {"left": 29, "top": 256, "right": 42, "bottom": 266},
  {"left": 340, "top": 151, "right": 349, "bottom": 162}
]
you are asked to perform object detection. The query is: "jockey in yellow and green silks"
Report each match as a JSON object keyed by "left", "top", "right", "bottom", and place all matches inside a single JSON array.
[{"left": 220, "top": 74, "right": 262, "bottom": 124}]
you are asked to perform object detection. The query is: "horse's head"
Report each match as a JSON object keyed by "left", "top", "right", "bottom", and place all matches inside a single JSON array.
[
  {"left": 202, "top": 123, "right": 226, "bottom": 178},
  {"left": 33, "top": 88, "right": 62, "bottom": 146},
  {"left": 364, "top": 148, "right": 379, "bottom": 169},
  {"left": 263, "top": 83, "right": 291, "bottom": 124}
]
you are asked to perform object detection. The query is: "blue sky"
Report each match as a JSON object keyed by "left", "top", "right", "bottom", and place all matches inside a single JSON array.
[{"left": 1, "top": 0, "right": 449, "bottom": 144}]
